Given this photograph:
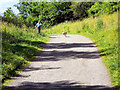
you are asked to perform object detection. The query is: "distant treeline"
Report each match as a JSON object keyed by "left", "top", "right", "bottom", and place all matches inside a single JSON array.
[{"left": 2, "top": 2, "right": 118, "bottom": 29}]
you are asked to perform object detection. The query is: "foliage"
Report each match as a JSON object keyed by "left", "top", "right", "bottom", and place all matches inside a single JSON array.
[
  {"left": 2, "top": 2, "right": 118, "bottom": 29},
  {"left": 81, "top": 21, "right": 89, "bottom": 32},
  {"left": 2, "top": 23, "right": 49, "bottom": 82},
  {"left": 14, "top": 2, "right": 72, "bottom": 29},
  {"left": 2, "top": 8, "right": 21, "bottom": 27},
  {"left": 88, "top": 2, "right": 118, "bottom": 17},
  {"left": 70, "top": 2, "right": 94, "bottom": 19},
  {"left": 2, "top": 7, "right": 32, "bottom": 27},
  {"left": 96, "top": 18, "right": 103, "bottom": 30}
]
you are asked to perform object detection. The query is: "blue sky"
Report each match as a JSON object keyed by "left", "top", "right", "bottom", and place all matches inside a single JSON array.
[{"left": 0, "top": 0, "right": 19, "bottom": 16}]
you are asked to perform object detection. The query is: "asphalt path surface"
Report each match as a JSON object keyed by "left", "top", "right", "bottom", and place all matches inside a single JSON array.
[{"left": 4, "top": 35, "right": 113, "bottom": 90}]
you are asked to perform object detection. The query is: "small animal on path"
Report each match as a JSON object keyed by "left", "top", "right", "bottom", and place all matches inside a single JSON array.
[{"left": 62, "top": 31, "right": 67, "bottom": 37}]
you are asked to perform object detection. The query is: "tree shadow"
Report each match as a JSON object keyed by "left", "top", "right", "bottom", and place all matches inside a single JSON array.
[
  {"left": 2, "top": 80, "right": 117, "bottom": 90},
  {"left": 3, "top": 32, "right": 45, "bottom": 49},
  {"left": 94, "top": 40, "right": 114, "bottom": 57},
  {"left": 14, "top": 40, "right": 45, "bottom": 48},
  {"left": 10, "top": 45, "right": 40, "bottom": 59},
  {"left": 44, "top": 43, "right": 96, "bottom": 49},
  {"left": 33, "top": 50, "right": 100, "bottom": 62},
  {"left": 24, "top": 65, "right": 61, "bottom": 72},
  {"left": 98, "top": 48, "right": 114, "bottom": 56},
  {"left": 2, "top": 32, "right": 46, "bottom": 60},
  {"left": 32, "top": 41, "right": 100, "bottom": 62}
]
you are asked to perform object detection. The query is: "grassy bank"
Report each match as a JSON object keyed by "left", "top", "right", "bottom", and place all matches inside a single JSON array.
[
  {"left": 44, "top": 12, "right": 118, "bottom": 86},
  {"left": 2, "top": 23, "right": 49, "bottom": 84}
]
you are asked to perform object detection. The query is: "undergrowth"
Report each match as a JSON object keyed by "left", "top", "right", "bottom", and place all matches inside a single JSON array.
[{"left": 1, "top": 23, "right": 49, "bottom": 83}]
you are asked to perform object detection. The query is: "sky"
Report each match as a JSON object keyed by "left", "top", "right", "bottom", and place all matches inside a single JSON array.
[{"left": 0, "top": 0, "right": 19, "bottom": 16}]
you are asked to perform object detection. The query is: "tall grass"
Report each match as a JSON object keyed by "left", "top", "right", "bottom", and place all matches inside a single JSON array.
[
  {"left": 2, "top": 23, "right": 49, "bottom": 83},
  {"left": 44, "top": 12, "right": 118, "bottom": 86}
]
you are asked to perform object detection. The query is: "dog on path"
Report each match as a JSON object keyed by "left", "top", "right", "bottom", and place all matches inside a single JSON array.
[{"left": 62, "top": 31, "right": 67, "bottom": 37}]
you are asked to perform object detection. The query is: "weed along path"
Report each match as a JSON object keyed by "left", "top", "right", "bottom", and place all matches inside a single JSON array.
[{"left": 5, "top": 35, "right": 113, "bottom": 89}]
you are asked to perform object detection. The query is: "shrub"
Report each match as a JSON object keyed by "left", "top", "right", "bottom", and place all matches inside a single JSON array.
[
  {"left": 82, "top": 22, "right": 89, "bottom": 31},
  {"left": 96, "top": 18, "right": 103, "bottom": 30}
]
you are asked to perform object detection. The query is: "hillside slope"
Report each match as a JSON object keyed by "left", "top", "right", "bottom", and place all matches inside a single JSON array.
[{"left": 2, "top": 23, "right": 49, "bottom": 84}]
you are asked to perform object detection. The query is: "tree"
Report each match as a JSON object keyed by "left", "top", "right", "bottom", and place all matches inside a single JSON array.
[
  {"left": 3, "top": 7, "right": 16, "bottom": 22},
  {"left": 88, "top": 2, "right": 118, "bottom": 17},
  {"left": 70, "top": 2, "right": 94, "bottom": 19},
  {"left": 15, "top": 2, "right": 72, "bottom": 29},
  {"left": 14, "top": 2, "right": 29, "bottom": 24}
]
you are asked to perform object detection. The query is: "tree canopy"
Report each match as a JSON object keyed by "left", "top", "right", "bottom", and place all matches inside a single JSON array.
[{"left": 2, "top": 2, "right": 118, "bottom": 28}]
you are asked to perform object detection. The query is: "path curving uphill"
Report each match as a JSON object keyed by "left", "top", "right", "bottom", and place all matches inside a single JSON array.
[{"left": 4, "top": 35, "right": 113, "bottom": 90}]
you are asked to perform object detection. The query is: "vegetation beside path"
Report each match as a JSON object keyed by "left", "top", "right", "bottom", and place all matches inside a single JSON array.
[
  {"left": 1, "top": 2, "right": 118, "bottom": 88},
  {"left": 2, "top": 23, "right": 49, "bottom": 84},
  {"left": 44, "top": 12, "right": 118, "bottom": 86},
  {"left": 2, "top": 12, "right": 118, "bottom": 87}
]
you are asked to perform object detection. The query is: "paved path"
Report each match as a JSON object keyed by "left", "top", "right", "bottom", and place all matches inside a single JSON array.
[{"left": 5, "top": 35, "right": 113, "bottom": 89}]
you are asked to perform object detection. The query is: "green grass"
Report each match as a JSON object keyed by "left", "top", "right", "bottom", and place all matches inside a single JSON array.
[
  {"left": 44, "top": 12, "right": 118, "bottom": 86},
  {"left": 2, "top": 23, "right": 49, "bottom": 84}
]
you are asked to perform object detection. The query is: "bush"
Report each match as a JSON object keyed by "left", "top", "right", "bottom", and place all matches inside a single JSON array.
[
  {"left": 76, "top": 29, "right": 81, "bottom": 33},
  {"left": 82, "top": 22, "right": 89, "bottom": 32},
  {"left": 96, "top": 18, "right": 103, "bottom": 30}
]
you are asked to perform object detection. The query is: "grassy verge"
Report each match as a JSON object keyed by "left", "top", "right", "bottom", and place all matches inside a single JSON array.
[
  {"left": 44, "top": 12, "right": 118, "bottom": 86},
  {"left": 2, "top": 23, "right": 49, "bottom": 85}
]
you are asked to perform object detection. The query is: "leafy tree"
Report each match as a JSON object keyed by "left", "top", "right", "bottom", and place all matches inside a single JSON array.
[
  {"left": 15, "top": 2, "right": 72, "bottom": 29},
  {"left": 70, "top": 2, "right": 94, "bottom": 19},
  {"left": 14, "top": 2, "right": 29, "bottom": 23},
  {"left": 3, "top": 7, "right": 16, "bottom": 22},
  {"left": 2, "top": 8, "right": 19, "bottom": 26},
  {"left": 88, "top": 2, "right": 118, "bottom": 17},
  {"left": 2, "top": 2, "right": 118, "bottom": 29},
  {"left": 2, "top": 7, "right": 26, "bottom": 27}
]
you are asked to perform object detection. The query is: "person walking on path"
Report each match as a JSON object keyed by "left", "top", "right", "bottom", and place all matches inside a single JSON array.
[{"left": 35, "top": 21, "right": 42, "bottom": 33}]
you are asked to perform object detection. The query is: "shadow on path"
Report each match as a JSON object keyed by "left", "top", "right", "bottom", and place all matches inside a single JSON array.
[
  {"left": 44, "top": 43, "right": 96, "bottom": 49},
  {"left": 33, "top": 50, "right": 100, "bottom": 62},
  {"left": 33, "top": 42, "right": 100, "bottom": 62},
  {"left": 24, "top": 66, "right": 61, "bottom": 72},
  {"left": 2, "top": 80, "right": 117, "bottom": 90}
]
